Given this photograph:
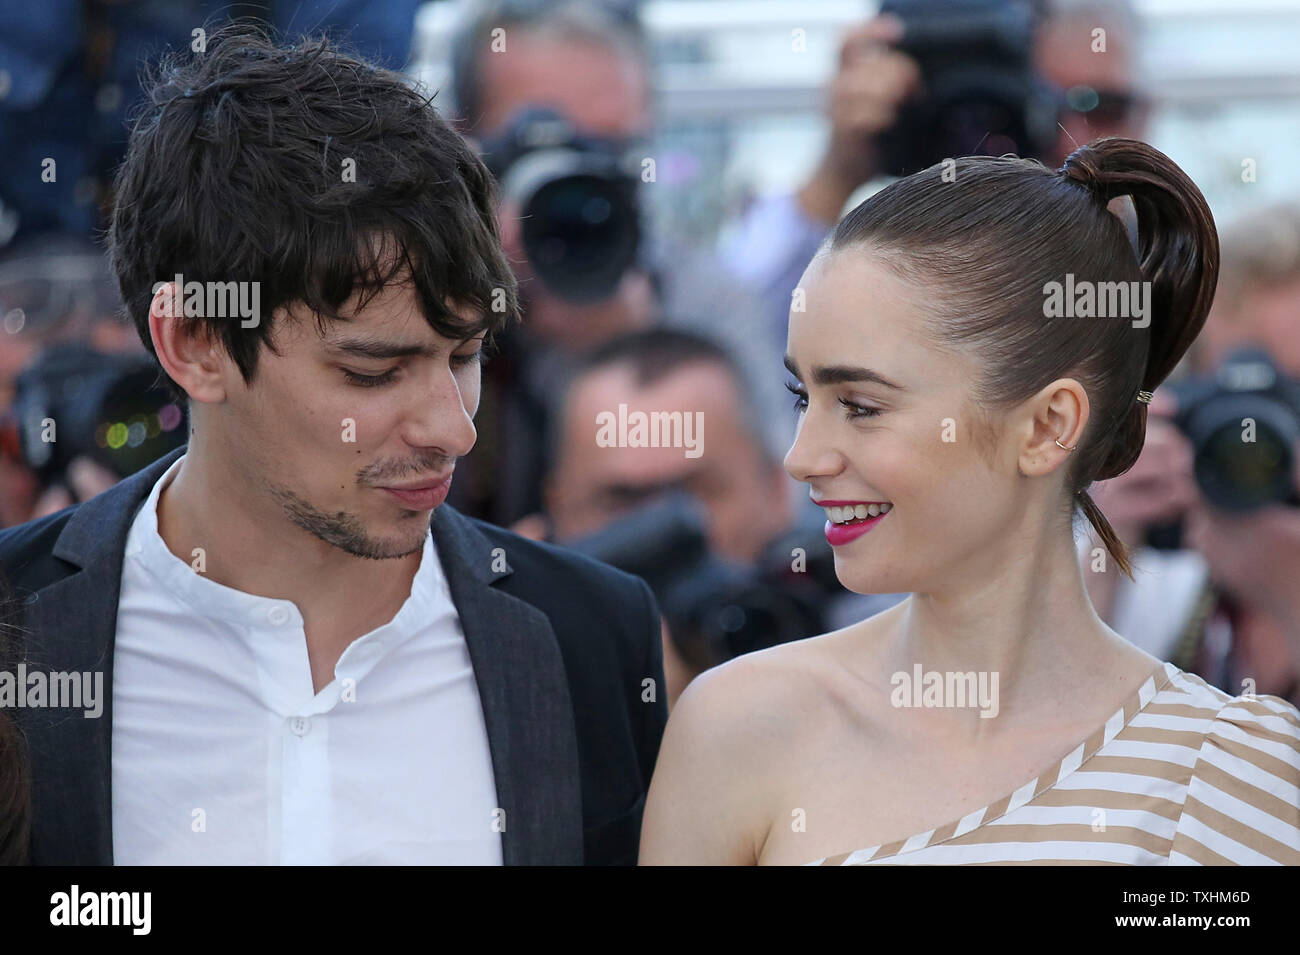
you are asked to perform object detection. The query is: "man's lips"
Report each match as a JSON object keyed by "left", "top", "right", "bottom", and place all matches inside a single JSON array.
[{"left": 377, "top": 473, "right": 453, "bottom": 510}]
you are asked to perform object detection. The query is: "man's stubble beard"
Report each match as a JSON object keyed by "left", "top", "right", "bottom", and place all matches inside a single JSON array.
[{"left": 267, "top": 482, "right": 428, "bottom": 560}]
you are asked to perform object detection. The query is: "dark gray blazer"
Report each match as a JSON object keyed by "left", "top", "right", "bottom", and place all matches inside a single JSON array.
[{"left": 0, "top": 446, "right": 668, "bottom": 865}]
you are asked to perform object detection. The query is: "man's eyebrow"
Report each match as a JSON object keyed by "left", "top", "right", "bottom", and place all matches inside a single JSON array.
[
  {"left": 783, "top": 354, "right": 903, "bottom": 390},
  {"left": 325, "top": 331, "right": 486, "bottom": 360}
]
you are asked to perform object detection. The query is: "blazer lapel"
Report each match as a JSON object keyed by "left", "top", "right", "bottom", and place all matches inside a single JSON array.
[
  {"left": 19, "top": 446, "right": 186, "bottom": 865},
  {"left": 430, "top": 504, "right": 583, "bottom": 865}
]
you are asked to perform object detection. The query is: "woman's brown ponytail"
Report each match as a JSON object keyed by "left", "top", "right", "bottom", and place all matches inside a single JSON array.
[{"left": 1060, "top": 139, "right": 1219, "bottom": 577}]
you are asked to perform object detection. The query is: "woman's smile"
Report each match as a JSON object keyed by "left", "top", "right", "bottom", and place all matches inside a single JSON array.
[{"left": 816, "top": 498, "right": 894, "bottom": 545}]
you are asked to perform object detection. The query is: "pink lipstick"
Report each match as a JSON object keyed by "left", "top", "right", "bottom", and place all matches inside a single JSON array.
[{"left": 815, "top": 498, "right": 892, "bottom": 547}]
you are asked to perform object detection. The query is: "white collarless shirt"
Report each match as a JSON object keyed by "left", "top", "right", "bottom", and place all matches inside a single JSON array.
[{"left": 111, "top": 454, "right": 502, "bottom": 865}]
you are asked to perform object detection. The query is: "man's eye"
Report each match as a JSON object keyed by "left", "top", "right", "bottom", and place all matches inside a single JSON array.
[
  {"left": 452, "top": 350, "right": 483, "bottom": 367},
  {"left": 343, "top": 368, "right": 398, "bottom": 387}
]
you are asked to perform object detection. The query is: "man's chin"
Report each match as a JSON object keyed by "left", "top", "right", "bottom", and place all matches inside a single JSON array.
[
  {"left": 333, "top": 530, "right": 427, "bottom": 561},
  {"left": 272, "top": 483, "right": 430, "bottom": 560},
  {"left": 355, "top": 517, "right": 431, "bottom": 560}
]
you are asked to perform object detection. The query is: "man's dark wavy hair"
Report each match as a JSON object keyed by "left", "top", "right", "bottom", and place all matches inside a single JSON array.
[{"left": 108, "top": 25, "right": 521, "bottom": 399}]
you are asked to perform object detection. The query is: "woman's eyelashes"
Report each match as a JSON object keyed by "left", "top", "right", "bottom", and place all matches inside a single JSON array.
[
  {"left": 785, "top": 380, "right": 809, "bottom": 413},
  {"left": 342, "top": 350, "right": 483, "bottom": 387},
  {"left": 784, "top": 380, "right": 881, "bottom": 419}
]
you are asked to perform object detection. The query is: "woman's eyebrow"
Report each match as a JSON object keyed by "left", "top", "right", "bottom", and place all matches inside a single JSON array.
[{"left": 783, "top": 354, "right": 903, "bottom": 390}]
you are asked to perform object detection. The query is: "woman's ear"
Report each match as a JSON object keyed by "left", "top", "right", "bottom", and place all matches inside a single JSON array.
[
  {"left": 1018, "top": 378, "right": 1089, "bottom": 479},
  {"left": 147, "top": 282, "right": 229, "bottom": 404}
]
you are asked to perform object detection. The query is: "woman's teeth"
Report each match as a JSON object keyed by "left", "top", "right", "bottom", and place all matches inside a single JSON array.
[{"left": 824, "top": 503, "right": 892, "bottom": 524}]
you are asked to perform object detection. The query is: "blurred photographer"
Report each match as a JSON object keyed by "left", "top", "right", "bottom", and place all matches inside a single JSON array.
[
  {"left": 1086, "top": 203, "right": 1300, "bottom": 704},
  {"left": 444, "top": 0, "right": 782, "bottom": 527},
  {"left": 721, "top": 0, "right": 1151, "bottom": 355},
  {"left": 444, "top": 0, "right": 656, "bottom": 526},
  {"left": 1181, "top": 205, "right": 1300, "bottom": 703},
  {"left": 0, "top": 235, "right": 180, "bottom": 524},
  {"left": 515, "top": 328, "right": 831, "bottom": 705}
]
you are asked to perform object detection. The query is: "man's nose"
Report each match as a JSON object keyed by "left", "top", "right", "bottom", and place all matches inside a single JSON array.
[{"left": 406, "top": 368, "right": 477, "bottom": 458}]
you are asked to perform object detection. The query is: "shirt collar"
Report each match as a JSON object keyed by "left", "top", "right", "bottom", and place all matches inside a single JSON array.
[{"left": 124, "top": 453, "right": 443, "bottom": 640}]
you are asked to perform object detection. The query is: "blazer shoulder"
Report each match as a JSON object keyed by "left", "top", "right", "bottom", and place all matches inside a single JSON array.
[{"left": 0, "top": 504, "right": 81, "bottom": 591}]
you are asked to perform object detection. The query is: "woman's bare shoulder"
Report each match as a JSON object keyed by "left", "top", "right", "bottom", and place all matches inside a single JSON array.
[
  {"left": 679, "top": 628, "right": 862, "bottom": 724},
  {"left": 691, "top": 608, "right": 899, "bottom": 717},
  {"left": 638, "top": 635, "right": 826, "bottom": 862},
  {"left": 639, "top": 625, "right": 888, "bottom": 864}
]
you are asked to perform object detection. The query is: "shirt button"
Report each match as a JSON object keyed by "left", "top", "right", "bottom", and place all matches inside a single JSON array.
[
  {"left": 290, "top": 717, "right": 311, "bottom": 737},
  {"left": 267, "top": 606, "right": 290, "bottom": 625}
]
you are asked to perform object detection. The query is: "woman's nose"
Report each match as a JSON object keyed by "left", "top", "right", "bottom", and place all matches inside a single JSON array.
[{"left": 784, "top": 410, "right": 841, "bottom": 484}]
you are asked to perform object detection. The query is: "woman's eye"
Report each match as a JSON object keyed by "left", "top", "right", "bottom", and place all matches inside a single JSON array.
[
  {"left": 839, "top": 398, "right": 881, "bottom": 419},
  {"left": 785, "top": 381, "right": 880, "bottom": 420},
  {"left": 343, "top": 368, "right": 398, "bottom": 387}
]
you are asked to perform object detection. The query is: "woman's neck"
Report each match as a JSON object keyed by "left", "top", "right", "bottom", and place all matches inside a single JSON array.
[{"left": 880, "top": 520, "right": 1157, "bottom": 738}]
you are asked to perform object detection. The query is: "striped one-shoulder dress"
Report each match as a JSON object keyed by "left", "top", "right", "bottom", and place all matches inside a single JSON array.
[{"left": 807, "top": 661, "right": 1300, "bottom": 865}]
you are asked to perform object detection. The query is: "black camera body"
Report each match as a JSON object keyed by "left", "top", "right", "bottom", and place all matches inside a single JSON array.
[
  {"left": 1169, "top": 347, "right": 1300, "bottom": 513},
  {"left": 876, "top": 0, "right": 1058, "bottom": 176},
  {"left": 12, "top": 343, "right": 188, "bottom": 492},
  {"left": 565, "top": 492, "right": 825, "bottom": 669},
  {"left": 477, "top": 106, "right": 644, "bottom": 305}
]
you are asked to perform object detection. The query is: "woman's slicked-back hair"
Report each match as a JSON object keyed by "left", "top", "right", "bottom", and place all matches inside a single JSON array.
[
  {"left": 828, "top": 138, "right": 1219, "bottom": 578},
  {"left": 108, "top": 24, "right": 522, "bottom": 399}
]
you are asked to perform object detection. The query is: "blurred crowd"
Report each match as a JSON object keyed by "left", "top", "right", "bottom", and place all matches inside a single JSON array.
[{"left": 2, "top": 0, "right": 1299, "bottom": 709}]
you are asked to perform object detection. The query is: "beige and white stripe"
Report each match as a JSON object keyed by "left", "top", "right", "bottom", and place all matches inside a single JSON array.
[{"left": 809, "top": 662, "right": 1300, "bottom": 865}]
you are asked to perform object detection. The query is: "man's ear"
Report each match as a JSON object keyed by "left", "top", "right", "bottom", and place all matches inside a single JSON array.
[
  {"left": 1017, "top": 377, "right": 1089, "bottom": 479},
  {"left": 147, "top": 282, "right": 229, "bottom": 404}
]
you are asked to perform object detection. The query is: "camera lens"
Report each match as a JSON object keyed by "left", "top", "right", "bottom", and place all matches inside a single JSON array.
[
  {"left": 522, "top": 174, "right": 639, "bottom": 304},
  {"left": 1190, "top": 397, "right": 1297, "bottom": 511}
]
